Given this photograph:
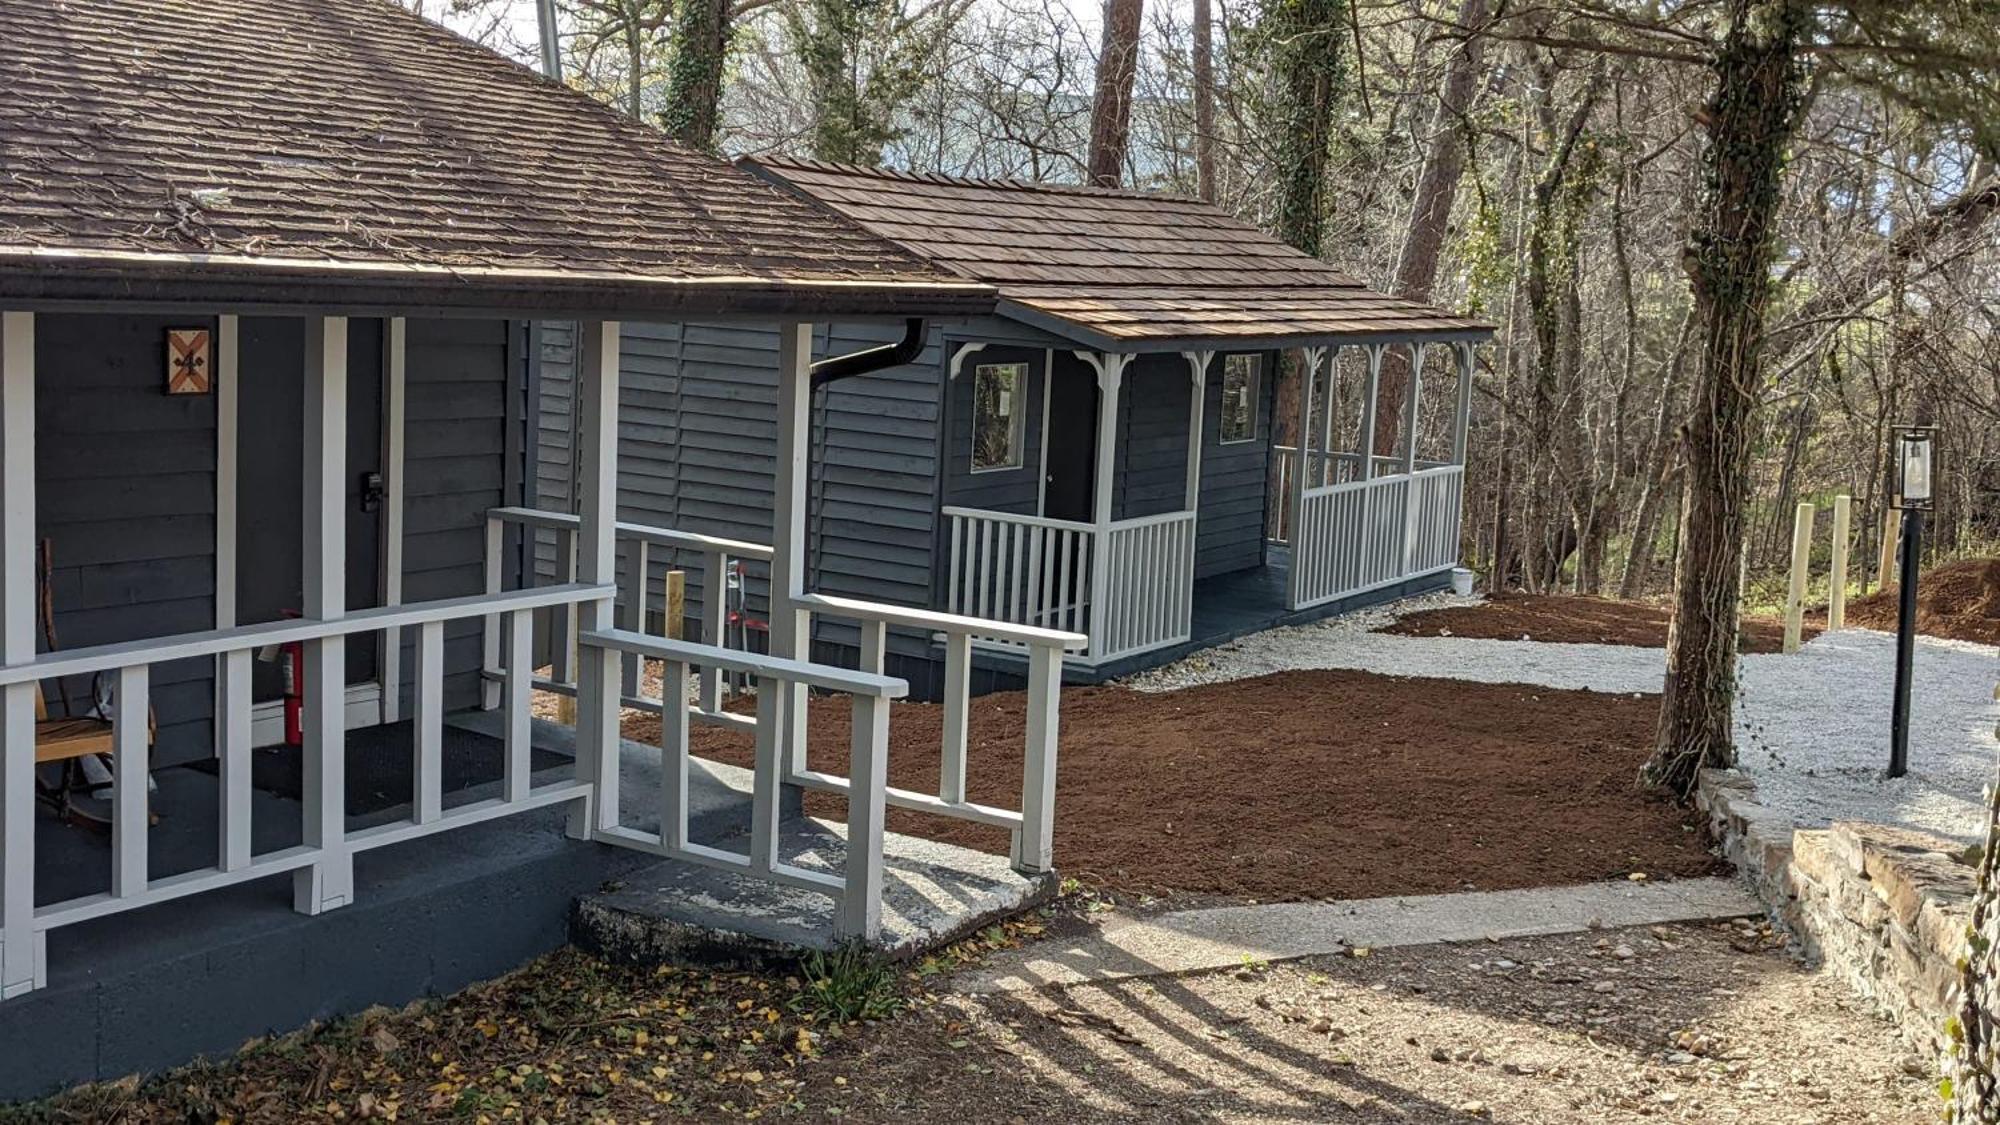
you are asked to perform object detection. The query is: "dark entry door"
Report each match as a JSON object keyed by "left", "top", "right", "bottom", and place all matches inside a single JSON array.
[
  {"left": 237, "top": 318, "right": 386, "bottom": 702},
  {"left": 1042, "top": 354, "right": 1100, "bottom": 522}
]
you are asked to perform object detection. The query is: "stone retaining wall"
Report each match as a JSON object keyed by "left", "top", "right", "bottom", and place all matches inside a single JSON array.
[{"left": 1697, "top": 769, "right": 1975, "bottom": 1060}]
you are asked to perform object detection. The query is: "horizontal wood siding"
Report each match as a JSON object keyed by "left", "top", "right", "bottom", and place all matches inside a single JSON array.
[
  {"left": 809, "top": 322, "right": 945, "bottom": 657},
  {"left": 1111, "top": 353, "right": 1193, "bottom": 522},
  {"left": 398, "top": 318, "right": 515, "bottom": 715},
  {"left": 1194, "top": 351, "right": 1275, "bottom": 578},
  {"left": 35, "top": 313, "right": 218, "bottom": 766}
]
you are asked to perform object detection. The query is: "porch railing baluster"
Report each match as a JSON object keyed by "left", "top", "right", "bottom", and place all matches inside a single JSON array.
[
  {"left": 111, "top": 664, "right": 150, "bottom": 900},
  {"left": 659, "top": 657, "right": 691, "bottom": 851},
  {"left": 414, "top": 619, "right": 445, "bottom": 824},
  {"left": 502, "top": 609, "right": 534, "bottom": 803},
  {"left": 218, "top": 648, "right": 255, "bottom": 872}
]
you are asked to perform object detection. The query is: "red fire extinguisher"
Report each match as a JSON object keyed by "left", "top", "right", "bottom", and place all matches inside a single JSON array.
[{"left": 277, "top": 609, "right": 305, "bottom": 747}]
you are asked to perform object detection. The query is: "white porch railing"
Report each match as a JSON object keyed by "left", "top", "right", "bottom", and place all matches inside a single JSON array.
[
  {"left": 1268, "top": 448, "right": 1441, "bottom": 543},
  {"left": 0, "top": 582, "right": 608, "bottom": 999},
  {"left": 795, "top": 593, "right": 1083, "bottom": 872},
  {"left": 943, "top": 506, "right": 1195, "bottom": 664},
  {"left": 485, "top": 506, "right": 771, "bottom": 729},
  {"left": 1290, "top": 463, "right": 1464, "bottom": 609},
  {"left": 582, "top": 629, "right": 907, "bottom": 938},
  {"left": 486, "top": 509, "right": 1087, "bottom": 937}
]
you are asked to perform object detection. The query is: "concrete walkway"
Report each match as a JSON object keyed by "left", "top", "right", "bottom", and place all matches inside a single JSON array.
[{"left": 955, "top": 877, "right": 1757, "bottom": 993}]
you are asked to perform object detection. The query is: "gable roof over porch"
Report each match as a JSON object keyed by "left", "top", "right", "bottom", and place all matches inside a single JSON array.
[
  {"left": 742, "top": 159, "right": 1492, "bottom": 352},
  {"left": 0, "top": 0, "right": 990, "bottom": 319}
]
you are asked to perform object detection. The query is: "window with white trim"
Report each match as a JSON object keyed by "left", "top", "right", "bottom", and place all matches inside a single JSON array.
[
  {"left": 970, "top": 362, "right": 1028, "bottom": 472},
  {"left": 1220, "top": 354, "right": 1260, "bottom": 444}
]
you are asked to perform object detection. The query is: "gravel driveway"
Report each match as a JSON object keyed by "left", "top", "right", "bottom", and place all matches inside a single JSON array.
[{"left": 1125, "top": 601, "right": 2000, "bottom": 842}]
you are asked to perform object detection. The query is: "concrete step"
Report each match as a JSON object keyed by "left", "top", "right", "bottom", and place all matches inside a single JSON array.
[{"left": 574, "top": 819, "right": 1057, "bottom": 966}]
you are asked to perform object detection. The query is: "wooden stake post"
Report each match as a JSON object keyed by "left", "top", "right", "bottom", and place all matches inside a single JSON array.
[
  {"left": 1782, "top": 501, "right": 1814, "bottom": 654},
  {"left": 1827, "top": 495, "right": 1851, "bottom": 630}
]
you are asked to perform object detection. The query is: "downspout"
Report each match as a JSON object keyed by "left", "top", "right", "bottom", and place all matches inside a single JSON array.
[
  {"left": 810, "top": 318, "right": 926, "bottom": 390},
  {"left": 799, "top": 317, "right": 926, "bottom": 626}
]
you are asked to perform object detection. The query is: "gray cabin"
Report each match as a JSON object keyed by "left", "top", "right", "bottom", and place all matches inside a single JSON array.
[
  {"left": 535, "top": 161, "right": 1494, "bottom": 695},
  {"left": 0, "top": 2, "right": 1077, "bottom": 1098}
]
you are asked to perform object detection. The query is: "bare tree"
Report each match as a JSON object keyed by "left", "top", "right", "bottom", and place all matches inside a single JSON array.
[{"left": 1087, "top": 0, "right": 1146, "bottom": 185}]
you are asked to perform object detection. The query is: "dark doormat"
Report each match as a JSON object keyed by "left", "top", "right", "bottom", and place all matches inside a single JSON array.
[{"left": 189, "top": 720, "right": 571, "bottom": 817}]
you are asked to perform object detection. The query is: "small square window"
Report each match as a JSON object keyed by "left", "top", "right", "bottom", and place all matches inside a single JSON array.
[
  {"left": 971, "top": 362, "right": 1027, "bottom": 472},
  {"left": 1220, "top": 354, "right": 1260, "bottom": 444}
]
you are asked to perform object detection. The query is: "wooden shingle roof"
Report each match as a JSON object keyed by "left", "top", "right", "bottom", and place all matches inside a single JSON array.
[
  {"left": 0, "top": 0, "right": 990, "bottom": 317},
  {"left": 747, "top": 159, "right": 1491, "bottom": 348}
]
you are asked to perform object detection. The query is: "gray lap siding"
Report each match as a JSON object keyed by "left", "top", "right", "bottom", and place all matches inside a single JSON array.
[
  {"left": 533, "top": 319, "right": 1275, "bottom": 694},
  {"left": 33, "top": 313, "right": 518, "bottom": 766}
]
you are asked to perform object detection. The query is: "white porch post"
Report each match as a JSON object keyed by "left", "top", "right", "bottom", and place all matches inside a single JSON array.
[
  {"left": 1079, "top": 351, "right": 1128, "bottom": 661},
  {"left": 214, "top": 316, "right": 253, "bottom": 873},
  {"left": 1451, "top": 341, "right": 1474, "bottom": 465},
  {"left": 1180, "top": 351, "right": 1212, "bottom": 511},
  {"left": 1356, "top": 346, "right": 1381, "bottom": 484},
  {"left": 380, "top": 318, "right": 407, "bottom": 723},
  {"left": 771, "top": 323, "right": 812, "bottom": 779},
  {"left": 295, "top": 316, "right": 354, "bottom": 915},
  {"left": 1286, "top": 346, "right": 1326, "bottom": 610},
  {"left": 0, "top": 311, "right": 42, "bottom": 997},
  {"left": 1399, "top": 344, "right": 1425, "bottom": 574},
  {"left": 1401, "top": 343, "right": 1424, "bottom": 474},
  {"left": 569, "top": 320, "right": 622, "bottom": 837}
]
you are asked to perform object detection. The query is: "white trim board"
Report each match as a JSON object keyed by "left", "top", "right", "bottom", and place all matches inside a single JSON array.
[{"left": 250, "top": 681, "right": 382, "bottom": 749}]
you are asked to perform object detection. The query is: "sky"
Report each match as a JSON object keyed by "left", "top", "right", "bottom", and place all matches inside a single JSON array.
[{"left": 424, "top": 0, "right": 1113, "bottom": 65}]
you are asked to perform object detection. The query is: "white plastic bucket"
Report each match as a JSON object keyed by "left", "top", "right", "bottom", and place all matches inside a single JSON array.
[{"left": 1450, "top": 567, "right": 1475, "bottom": 596}]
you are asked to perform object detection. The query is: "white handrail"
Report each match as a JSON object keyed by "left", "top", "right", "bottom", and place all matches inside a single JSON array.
[
  {"left": 797, "top": 592, "right": 1088, "bottom": 652},
  {"left": 0, "top": 584, "right": 611, "bottom": 687},
  {"left": 792, "top": 589, "right": 1066, "bottom": 872},
  {"left": 940, "top": 505, "right": 1095, "bottom": 535},
  {"left": 580, "top": 625, "right": 901, "bottom": 937},
  {"left": 580, "top": 629, "right": 907, "bottom": 698},
  {"left": 487, "top": 505, "right": 775, "bottom": 561}
]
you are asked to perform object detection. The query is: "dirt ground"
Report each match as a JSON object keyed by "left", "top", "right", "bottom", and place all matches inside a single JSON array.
[
  {"left": 843, "top": 920, "right": 1931, "bottom": 1124},
  {"left": 1834, "top": 556, "right": 2000, "bottom": 646},
  {"left": 25, "top": 917, "right": 1927, "bottom": 1123},
  {"left": 1382, "top": 592, "right": 1804, "bottom": 653},
  {"left": 641, "top": 669, "right": 1721, "bottom": 903}
]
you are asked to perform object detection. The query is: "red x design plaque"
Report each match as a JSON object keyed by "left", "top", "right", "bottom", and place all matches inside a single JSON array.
[{"left": 166, "top": 328, "right": 212, "bottom": 395}]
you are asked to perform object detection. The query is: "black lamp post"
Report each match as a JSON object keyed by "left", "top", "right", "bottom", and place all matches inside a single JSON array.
[{"left": 1887, "top": 424, "right": 1935, "bottom": 779}]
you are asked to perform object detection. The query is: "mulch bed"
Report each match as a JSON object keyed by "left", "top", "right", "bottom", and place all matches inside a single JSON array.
[
  {"left": 652, "top": 670, "right": 1721, "bottom": 903},
  {"left": 1832, "top": 556, "right": 2000, "bottom": 646},
  {"left": 1382, "top": 592, "right": 1804, "bottom": 654}
]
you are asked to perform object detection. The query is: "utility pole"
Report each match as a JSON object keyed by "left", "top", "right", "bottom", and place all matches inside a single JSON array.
[{"left": 536, "top": 0, "right": 562, "bottom": 80}]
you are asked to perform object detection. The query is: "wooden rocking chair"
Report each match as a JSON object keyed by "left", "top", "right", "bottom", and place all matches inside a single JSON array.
[
  {"left": 34, "top": 681, "right": 157, "bottom": 826},
  {"left": 33, "top": 538, "right": 156, "bottom": 826}
]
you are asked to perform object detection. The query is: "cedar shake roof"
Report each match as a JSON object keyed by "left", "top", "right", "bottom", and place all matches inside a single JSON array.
[
  {"left": 746, "top": 159, "right": 1492, "bottom": 348},
  {"left": 0, "top": 0, "right": 990, "bottom": 317}
]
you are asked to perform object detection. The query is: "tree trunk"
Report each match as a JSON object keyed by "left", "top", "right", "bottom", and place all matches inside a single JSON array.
[
  {"left": 1266, "top": 0, "right": 1346, "bottom": 256},
  {"left": 1086, "top": 0, "right": 1145, "bottom": 186},
  {"left": 661, "top": 0, "right": 732, "bottom": 150},
  {"left": 1370, "top": 0, "right": 1489, "bottom": 454},
  {"left": 1644, "top": 0, "right": 1807, "bottom": 799},
  {"left": 1618, "top": 312, "right": 1694, "bottom": 599},
  {"left": 1192, "top": 0, "right": 1217, "bottom": 201},
  {"left": 627, "top": 12, "right": 645, "bottom": 119},
  {"left": 1950, "top": 715, "right": 2000, "bottom": 1121}
]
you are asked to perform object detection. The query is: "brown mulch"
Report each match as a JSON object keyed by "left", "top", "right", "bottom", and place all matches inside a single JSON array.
[
  {"left": 1834, "top": 556, "right": 2000, "bottom": 646},
  {"left": 1381, "top": 592, "right": 1805, "bottom": 654},
  {"left": 653, "top": 670, "right": 1721, "bottom": 902}
]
